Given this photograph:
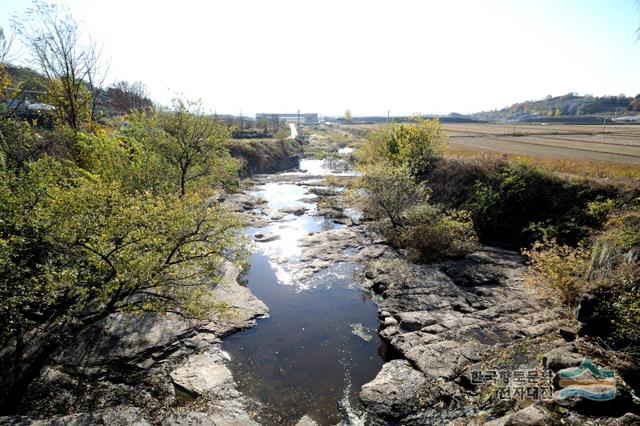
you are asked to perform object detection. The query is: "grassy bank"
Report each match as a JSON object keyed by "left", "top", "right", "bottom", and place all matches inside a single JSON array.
[{"left": 229, "top": 138, "right": 303, "bottom": 176}]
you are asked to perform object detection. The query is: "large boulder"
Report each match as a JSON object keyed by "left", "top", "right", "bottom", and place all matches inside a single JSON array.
[
  {"left": 485, "top": 404, "right": 555, "bottom": 426},
  {"left": 360, "top": 360, "right": 427, "bottom": 419},
  {"left": 542, "top": 346, "right": 584, "bottom": 372}
]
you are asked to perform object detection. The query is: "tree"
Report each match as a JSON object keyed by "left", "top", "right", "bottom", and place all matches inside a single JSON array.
[
  {"left": 106, "top": 80, "right": 152, "bottom": 113},
  {"left": 258, "top": 116, "right": 268, "bottom": 134},
  {"left": 344, "top": 109, "right": 352, "bottom": 124},
  {"left": 356, "top": 163, "right": 428, "bottom": 228},
  {"left": 0, "top": 157, "right": 243, "bottom": 410},
  {"left": 159, "top": 99, "right": 238, "bottom": 196},
  {"left": 15, "top": 1, "right": 106, "bottom": 130},
  {"left": 357, "top": 118, "right": 448, "bottom": 180},
  {"left": 0, "top": 27, "right": 14, "bottom": 100}
]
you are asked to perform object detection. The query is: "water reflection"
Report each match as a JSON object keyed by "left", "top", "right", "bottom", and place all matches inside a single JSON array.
[
  {"left": 223, "top": 256, "right": 384, "bottom": 425},
  {"left": 223, "top": 157, "right": 383, "bottom": 424}
]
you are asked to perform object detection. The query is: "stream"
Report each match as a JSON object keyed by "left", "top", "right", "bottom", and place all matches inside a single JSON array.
[{"left": 223, "top": 159, "right": 385, "bottom": 425}]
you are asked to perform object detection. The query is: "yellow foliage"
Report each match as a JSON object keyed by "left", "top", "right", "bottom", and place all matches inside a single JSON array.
[{"left": 522, "top": 239, "right": 591, "bottom": 309}]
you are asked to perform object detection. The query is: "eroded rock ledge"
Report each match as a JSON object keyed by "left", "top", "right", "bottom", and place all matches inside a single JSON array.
[
  {"left": 2, "top": 263, "right": 267, "bottom": 425},
  {"left": 350, "top": 232, "right": 638, "bottom": 424},
  {"left": 286, "top": 212, "right": 638, "bottom": 424}
]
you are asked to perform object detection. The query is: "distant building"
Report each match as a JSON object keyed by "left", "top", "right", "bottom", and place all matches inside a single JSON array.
[
  {"left": 5, "top": 99, "right": 56, "bottom": 112},
  {"left": 612, "top": 116, "right": 640, "bottom": 123},
  {"left": 255, "top": 112, "right": 318, "bottom": 124},
  {"left": 4, "top": 99, "right": 56, "bottom": 127}
]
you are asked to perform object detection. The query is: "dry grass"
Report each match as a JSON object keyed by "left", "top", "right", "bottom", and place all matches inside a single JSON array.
[
  {"left": 326, "top": 122, "right": 640, "bottom": 185},
  {"left": 445, "top": 149, "right": 640, "bottom": 186}
]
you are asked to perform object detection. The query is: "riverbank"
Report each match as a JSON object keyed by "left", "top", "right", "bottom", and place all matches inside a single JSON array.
[
  {"left": 229, "top": 137, "right": 304, "bottom": 176},
  {"left": 3, "top": 149, "right": 638, "bottom": 426},
  {"left": 0, "top": 260, "right": 269, "bottom": 424}
]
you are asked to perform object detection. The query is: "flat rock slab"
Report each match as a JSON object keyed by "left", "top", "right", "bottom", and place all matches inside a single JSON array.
[
  {"left": 360, "top": 359, "right": 427, "bottom": 419},
  {"left": 0, "top": 407, "right": 150, "bottom": 426},
  {"left": 55, "top": 312, "right": 196, "bottom": 366},
  {"left": 55, "top": 263, "right": 268, "bottom": 367},
  {"left": 202, "top": 263, "right": 269, "bottom": 337},
  {"left": 170, "top": 353, "right": 233, "bottom": 396}
]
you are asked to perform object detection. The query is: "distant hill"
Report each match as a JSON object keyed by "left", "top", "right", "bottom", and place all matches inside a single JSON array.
[
  {"left": 5, "top": 65, "right": 48, "bottom": 99},
  {"left": 472, "top": 93, "right": 640, "bottom": 123},
  {"left": 3, "top": 64, "right": 154, "bottom": 117}
]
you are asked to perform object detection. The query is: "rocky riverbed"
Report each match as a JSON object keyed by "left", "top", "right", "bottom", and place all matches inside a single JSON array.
[
  {"left": 0, "top": 261, "right": 269, "bottom": 425},
  {"left": 3, "top": 156, "right": 638, "bottom": 426}
]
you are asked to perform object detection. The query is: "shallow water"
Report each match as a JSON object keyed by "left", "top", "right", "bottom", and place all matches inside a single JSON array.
[{"left": 223, "top": 159, "right": 385, "bottom": 425}]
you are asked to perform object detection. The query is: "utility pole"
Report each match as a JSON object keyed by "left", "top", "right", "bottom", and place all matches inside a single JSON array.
[
  {"left": 297, "top": 108, "right": 300, "bottom": 128},
  {"left": 387, "top": 109, "right": 390, "bottom": 122}
]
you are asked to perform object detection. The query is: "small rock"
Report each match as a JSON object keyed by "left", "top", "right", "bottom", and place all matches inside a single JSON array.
[
  {"left": 280, "top": 206, "right": 308, "bottom": 216},
  {"left": 613, "top": 413, "right": 640, "bottom": 425},
  {"left": 378, "top": 310, "right": 391, "bottom": 318},
  {"left": 558, "top": 326, "right": 577, "bottom": 342},
  {"left": 162, "top": 412, "right": 217, "bottom": 425},
  {"left": 254, "top": 232, "right": 280, "bottom": 243},
  {"left": 380, "top": 325, "right": 400, "bottom": 340},
  {"left": 384, "top": 316, "right": 398, "bottom": 327},
  {"left": 350, "top": 323, "right": 373, "bottom": 342},
  {"left": 294, "top": 415, "right": 319, "bottom": 426},
  {"left": 485, "top": 404, "right": 554, "bottom": 426},
  {"left": 542, "top": 347, "right": 584, "bottom": 371},
  {"left": 136, "top": 358, "right": 156, "bottom": 370},
  {"left": 505, "top": 405, "right": 554, "bottom": 425}
]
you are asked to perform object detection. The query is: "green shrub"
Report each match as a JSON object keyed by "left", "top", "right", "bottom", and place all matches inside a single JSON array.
[
  {"left": 523, "top": 221, "right": 640, "bottom": 351},
  {"left": 357, "top": 118, "right": 448, "bottom": 179},
  {"left": 398, "top": 204, "right": 479, "bottom": 262},
  {"left": 522, "top": 239, "right": 592, "bottom": 309},
  {"left": 428, "top": 158, "right": 619, "bottom": 247},
  {"left": 356, "top": 163, "right": 429, "bottom": 228}
]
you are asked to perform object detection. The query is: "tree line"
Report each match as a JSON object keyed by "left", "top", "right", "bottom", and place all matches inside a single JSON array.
[{"left": 0, "top": 1, "right": 244, "bottom": 412}]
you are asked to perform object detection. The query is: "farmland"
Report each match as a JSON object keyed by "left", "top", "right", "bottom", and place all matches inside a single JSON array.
[
  {"left": 343, "top": 122, "right": 640, "bottom": 166},
  {"left": 442, "top": 123, "right": 640, "bottom": 165}
]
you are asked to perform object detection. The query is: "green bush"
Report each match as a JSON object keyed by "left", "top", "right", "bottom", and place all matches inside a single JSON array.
[
  {"left": 397, "top": 204, "right": 479, "bottom": 262},
  {"left": 357, "top": 118, "right": 448, "bottom": 179},
  {"left": 356, "top": 152, "right": 477, "bottom": 262},
  {"left": 356, "top": 163, "right": 428, "bottom": 228},
  {"left": 428, "top": 158, "right": 619, "bottom": 247},
  {"left": 523, "top": 239, "right": 592, "bottom": 309},
  {"left": 523, "top": 216, "right": 640, "bottom": 351}
]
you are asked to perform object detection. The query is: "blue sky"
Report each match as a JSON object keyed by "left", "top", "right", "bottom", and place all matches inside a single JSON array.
[{"left": 1, "top": 0, "right": 639, "bottom": 115}]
